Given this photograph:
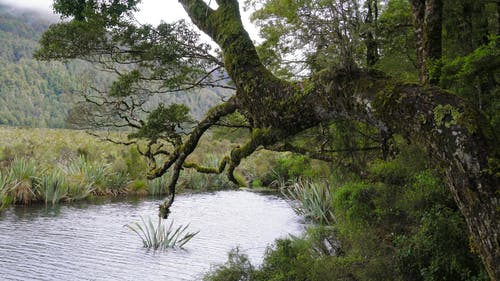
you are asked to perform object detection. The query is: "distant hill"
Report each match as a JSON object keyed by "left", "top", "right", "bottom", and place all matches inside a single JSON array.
[{"left": 0, "top": 4, "right": 232, "bottom": 128}]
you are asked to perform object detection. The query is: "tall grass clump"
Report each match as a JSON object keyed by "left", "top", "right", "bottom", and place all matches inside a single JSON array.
[
  {"left": 64, "top": 156, "right": 109, "bottom": 191},
  {"left": 60, "top": 157, "right": 96, "bottom": 200},
  {"left": 126, "top": 216, "right": 199, "bottom": 250},
  {"left": 148, "top": 174, "right": 170, "bottom": 196},
  {"left": 283, "top": 179, "right": 334, "bottom": 225},
  {"left": 4, "top": 158, "right": 38, "bottom": 205},
  {"left": 0, "top": 171, "right": 11, "bottom": 209},
  {"left": 36, "top": 170, "right": 69, "bottom": 205}
]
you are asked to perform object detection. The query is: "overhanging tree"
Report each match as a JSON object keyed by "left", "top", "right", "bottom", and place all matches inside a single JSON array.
[{"left": 35, "top": 0, "right": 498, "bottom": 278}]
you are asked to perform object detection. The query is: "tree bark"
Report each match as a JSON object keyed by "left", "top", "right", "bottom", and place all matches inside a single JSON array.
[
  {"left": 409, "top": 0, "right": 443, "bottom": 84},
  {"left": 178, "top": 0, "right": 498, "bottom": 278},
  {"left": 365, "top": 0, "right": 379, "bottom": 66}
]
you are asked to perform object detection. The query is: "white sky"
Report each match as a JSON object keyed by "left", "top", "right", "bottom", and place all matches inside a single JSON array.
[{"left": 0, "top": 0, "right": 260, "bottom": 42}]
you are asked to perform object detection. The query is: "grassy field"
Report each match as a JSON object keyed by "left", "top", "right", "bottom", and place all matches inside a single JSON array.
[
  {"left": 0, "top": 126, "right": 332, "bottom": 209},
  {"left": 0, "top": 126, "right": 227, "bottom": 208}
]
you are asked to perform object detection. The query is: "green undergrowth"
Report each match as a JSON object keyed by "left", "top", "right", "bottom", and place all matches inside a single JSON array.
[{"left": 204, "top": 142, "right": 488, "bottom": 281}]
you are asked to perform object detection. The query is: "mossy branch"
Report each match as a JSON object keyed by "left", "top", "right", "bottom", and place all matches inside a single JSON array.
[
  {"left": 157, "top": 98, "right": 238, "bottom": 218},
  {"left": 183, "top": 156, "right": 230, "bottom": 174}
]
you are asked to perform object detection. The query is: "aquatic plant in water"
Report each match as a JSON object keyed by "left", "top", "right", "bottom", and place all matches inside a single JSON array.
[{"left": 125, "top": 216, "right": 199, "bottom": 250}]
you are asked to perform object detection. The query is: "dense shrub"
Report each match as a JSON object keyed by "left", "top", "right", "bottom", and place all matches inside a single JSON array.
[{"left": 205, "top": 143, "right": 487, "bottom": 281}]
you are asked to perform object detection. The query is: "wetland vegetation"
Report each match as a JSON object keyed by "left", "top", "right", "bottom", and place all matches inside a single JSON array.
[{"left": 0, "top": 0, "right": 498, "bottom": 280}]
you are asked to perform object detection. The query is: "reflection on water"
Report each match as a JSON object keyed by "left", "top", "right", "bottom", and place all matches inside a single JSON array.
[{"left": 0, "top": 191, "right": 303, "bottom": 281}]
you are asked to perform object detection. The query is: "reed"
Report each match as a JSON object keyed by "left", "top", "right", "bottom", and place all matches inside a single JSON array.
[
  {"left": 0, "top": 171, "right": 11, "bottom": 209},
  {"left": 283, "top": 179, "right": 335, "bottom": 225},
  {"left": 148, "top": 174, "right": 169, "bottom": 196},
  {"left": 60, "top": 157, "right": 96, "bottom": 201},
  {"left": 5, "top": 158, "right": 38, "bottom": 205},
  {"left": 126, "top": 216, "right": 199, "bottom": 249},
  {"left": 36, "top": 170, "right": 69, "bottom": 205}
]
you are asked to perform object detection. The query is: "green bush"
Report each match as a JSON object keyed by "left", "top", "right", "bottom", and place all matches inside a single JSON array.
[
  {"left": 332, "top": 182, "right": 377, "bottom": 226},
  {"left": 205, "top": 154, "right": 487, "bottom": 281},
  {"left": 124, "top": 147, "right": 148, "bottom": 180},
  {"left": 203, "top": 248, "right": 255, "bottom": 281},
  {"left": 128, "top": 179, "right": 148, "bottom": 194},
  {"left": 395, "top": 207, "right": 488, "bottom": 281},
  {"left": 273, "top": 154, "right": 314, "bottom": 182}
]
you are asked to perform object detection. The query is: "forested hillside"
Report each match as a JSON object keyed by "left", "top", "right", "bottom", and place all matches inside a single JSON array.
[
  {"left": 0, "top": 4, "right": 230, "bottom": 127},
  {"left": 0, "top": 4, "right": 81, "bottom": 127}
]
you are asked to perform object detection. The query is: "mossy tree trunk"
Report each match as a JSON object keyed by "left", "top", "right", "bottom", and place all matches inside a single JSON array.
[
  {"left": 177, "top": 0, "right": 498, "bottom": 278},
  {"left": 409, "top": 0, "right": 443, "bottom": 84}
]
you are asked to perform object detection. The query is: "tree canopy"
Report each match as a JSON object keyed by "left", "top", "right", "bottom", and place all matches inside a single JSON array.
[{"left": 35, "top": 0, "right": 499, "bottom": 278}]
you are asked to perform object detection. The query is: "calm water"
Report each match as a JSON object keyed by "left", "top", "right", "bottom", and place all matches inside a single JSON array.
[{"left": 0, "top": 190, "right": 303, "bottom": 281}]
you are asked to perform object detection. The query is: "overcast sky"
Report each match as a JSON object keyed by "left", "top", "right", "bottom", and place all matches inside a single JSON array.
[{"left": 0, "top": 0, "right": 259, "bottom": 41}]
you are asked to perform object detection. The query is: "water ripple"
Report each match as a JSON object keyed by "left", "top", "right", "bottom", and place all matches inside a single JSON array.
[{"left": 0, "top": 191, "right": 303, "bottom": 280}]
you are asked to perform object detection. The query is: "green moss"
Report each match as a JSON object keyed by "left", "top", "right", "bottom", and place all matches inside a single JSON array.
[
  {"left": 433, "top": 104, "right": 462, "bottom": 128},
  {"left": 372, "top": 82, "right": 400, "bottom": 117}
]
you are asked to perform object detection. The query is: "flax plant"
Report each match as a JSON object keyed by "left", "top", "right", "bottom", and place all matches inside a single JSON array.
[
  {"left": 5, "top": 158, "right": 38, "bottom": 205},
  {"left": 126, "top": 216, "right": 199, "bottom": 250},
  {"left": 283, "top": 179, "right": 335, "bottom": 225},
  {"left": 36, "top": 170, "right": 69, "bottom": 205},
  {"left": 148, "top": 174, "right": 169, "bottom": 196},
  {"left": 0, "top": 171, "right": 11, "bottom": 209},
  {"left": 60, "top": 157, "right": 96, "bottom": 200}
]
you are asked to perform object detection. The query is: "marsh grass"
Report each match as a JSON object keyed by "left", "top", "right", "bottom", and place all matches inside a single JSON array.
[
  {"left": 0, "top": 126, "right": 317, "bottom": 209},
  {"left": 36, "top": 170, "right": 69, "bottom": 205},
  {"left": 5, "top": 158, "right": 38, "bottom": 205},
  {"left": 59, "top": 160, "right": 95, "bottom": 201},
  {"left": 126, "top": 216, "right": 199, "bottom": 250},
  {"left": 181, "top": 154, "right": 235, "bottom": 190},
  {"left": 283, "top": 179, "right": 335, "bottom": 225},
  {"left": 148, "top": 174, "right": 170, "bottom": 196},
  {"left": 0, "top": 171, "right": 11, "bottom": 209}
]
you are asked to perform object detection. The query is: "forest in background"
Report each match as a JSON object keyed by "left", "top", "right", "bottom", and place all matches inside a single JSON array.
[
  {"left": 0, "top": 4, "right": 231, "bottom": 127},
  {"left": 0, "top": 0, "right": 499, "bottom": 280}
]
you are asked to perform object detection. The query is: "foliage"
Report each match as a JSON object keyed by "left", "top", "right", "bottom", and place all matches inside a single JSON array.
[
  {"left": 4, "top": 158, "right": 38, "bottom": 205},
  {"left": 128, "top": 103, "right": 193, "bottom": 141},
  {"left": 282, "top": 179, "right": 334, "bottom": 224},
  {"left": 7, "top": 0, "right": 498, "bottom": 277},
  {"left": 203, "top": 248, "right": 255, "bottom": 281},
  {"left": 206, "top": 143, "right": 488, "bottom": 281},
  {"left": 0, "top": 170, "right": 11, "bottom": 209},
  {"left": 0, "top": 5, "right": 85, "bottom": 127},
  {"left": 125, "top": 216, "right": 199, "bottom": 250},
  {"left": 272, "top": 154, "right": 313, "bottom": 181},
  {"left": 375, "top": 0, "right": 418, "bottom": 80},
  {"left": 247, "top": 0, "right": 366, "bottom": 76},
  {"left": 36, "top": 170, "right": 69, "bottom": 205},
  {"left": 148, "top": 174, "right": 170, "bottom": 196},
  {"left": 395, "top": 207, "right": 488, "bottom": 281},
  {"left": 440, "top": 36, "right": 500, "bottom": 133},
  {"left": 0, "top": 4, "right": 233, "bottom": 128}
]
